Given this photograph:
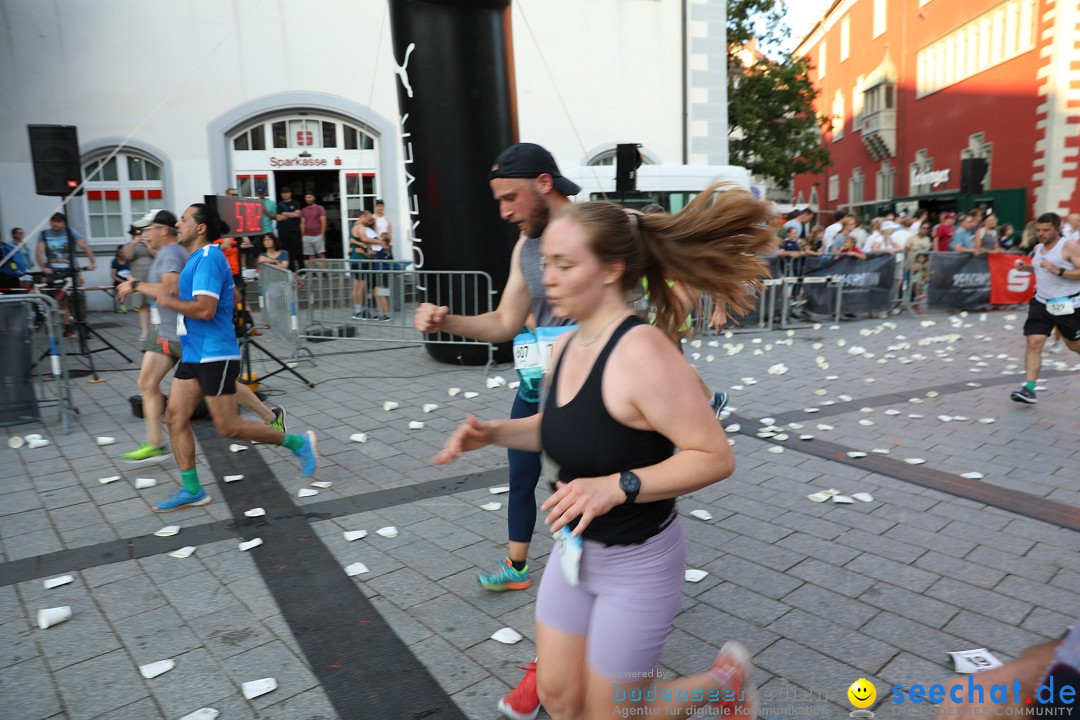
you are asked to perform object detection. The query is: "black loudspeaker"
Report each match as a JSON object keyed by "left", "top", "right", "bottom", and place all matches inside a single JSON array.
[
  {"left": 960, "top": 157, "right": 987, "bottom": 195},
  {"left": 28, "top": 125, "right": 83, "bottom": 197},
  {"left": 616, "top": 143, "right": 642, "bottom": 192}
]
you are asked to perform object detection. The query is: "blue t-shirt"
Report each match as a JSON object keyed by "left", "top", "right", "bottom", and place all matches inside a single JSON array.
[
  {"left": 1, "top": 242, "right": 28, "bottom": 278},
  {"left": 177, "top": 244, "right": 239, "bottom": 363},
  {"left": 950, "top": 227, "right": 974, "bottom": 250},
  {"left": 39, "top": 228, "right": 82, "bottom": 268}
]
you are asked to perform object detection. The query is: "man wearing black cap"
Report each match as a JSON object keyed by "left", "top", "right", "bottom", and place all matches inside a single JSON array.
[
  {"left": 36, "top": 212, "right": 97, "bottom": 330},
  {"left": 275, "top": 186, "right": 303, "bottom": 271},
  {"left": 417, "top": 143, "right": 579, "bottom": 601}
]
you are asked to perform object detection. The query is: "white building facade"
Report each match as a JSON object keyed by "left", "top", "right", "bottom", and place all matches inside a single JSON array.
[{"left": 0, "top": 0, "right": 726, "bottom": 293}]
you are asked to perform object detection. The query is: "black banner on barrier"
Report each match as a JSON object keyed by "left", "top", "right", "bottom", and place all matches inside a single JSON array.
[
  {"left": 802, "top": 254, "right": 895, "bottom": 315},
  {"left": 728, "top": 256, "right": 783, "bottom": 325},
  {"left": 927, "top": 253, "right": 990, "bottom": 309}
]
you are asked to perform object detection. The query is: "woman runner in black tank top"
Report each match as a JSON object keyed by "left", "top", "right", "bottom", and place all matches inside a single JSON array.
[{"left": 433, "top": 188, "right": 775, "bottom": 719}]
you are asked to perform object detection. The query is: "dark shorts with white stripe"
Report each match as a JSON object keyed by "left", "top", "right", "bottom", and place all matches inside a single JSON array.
[{"left": 173, "top": 359, "right": 240, "bottom": 396}]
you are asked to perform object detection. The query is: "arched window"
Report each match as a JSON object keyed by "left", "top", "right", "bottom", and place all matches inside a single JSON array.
[{"left": 82, "top": 151, "right": 165, "bottom": 243}]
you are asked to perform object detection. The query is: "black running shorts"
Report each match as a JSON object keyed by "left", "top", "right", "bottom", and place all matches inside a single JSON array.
[
  {"left": 1024, "top": 298, "right": 1080, "bottom": 341},
  {"left": 173, "top": 359, "right": 240, "bottom": 396}
]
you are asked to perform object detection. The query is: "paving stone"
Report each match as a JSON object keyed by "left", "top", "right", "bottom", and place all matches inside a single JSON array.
[
  {"left": 776, "top": 531, "right": 861, "bottom": 566},
  {"left": 943, "top": 609, "right": 1045, "bottom": 658},
  {"left": 34, "top": 598, "right": 123, "bottom": 672},
  {"left": 858, "top": 582, "right": 960, "bottom": 629},
  {"left": 53, "top": 648, "right": 146, "bottom": 720},
  {"left": 845, "top": 553, "right": 939, "bottom": 594},
  {"left": 0, "top": 619, "right": 38, "bottom": 670},
  {"left": 705, "top": 553, "right": 803, "bottom": 600},
  {"left": 781, "top": 583, "right": 880, "bottom": 630},
  {"left": 5, "top": 526, "right": 63, "bottom": 560},
  {"left": 157, "top": 570, "right": 238, "bottom": 621},
  {"left": 452, "top": 676, "right": 527, "bottom": 720},
  {"left": 409, "top": 593, "right": 499, "bottom": 651},
  {"left": 112, "top": 604, "right": 202, "bottom": 666},
  {"left": 80, "top": 560, "right": 143, "bottom": 588},
  {"left": 697, "top": 582, "right": 791, "bottom": 626},
  {"left": 0, "top": 657, "right": 64, "bottom": 720},
  {"left": 771, "top": 511, "right": 847, "bottom": 541},
  {"left": 257, "top": 686, "right": 339, "bottom": 720},
  {"left": 1021, "top": 607, "right": 1075, "bottom": 639},
  {"left": 718, "top": 533, "right": 805, "bottom": 571},
  {"left": 863, "top": 612, "right": 970, "bottom": 665},
  {"left": 366, "top": 567, "right": 446, "bottom": 610},
  {"left": 38, "top": 484, "right": 92, "bottom": 511},
  {"left": 386, "top": 539, "right": 474, "bottom": 581},
  {"left": 876, "top": 651, "right": 952, "bottom": 694},
  {"left": 96, "top": 696, "right": 166, "bottom": 720},
  {"left": 0, "top": 508, "right": 51, "bottom": 538},
  {"left": 92, "top": 574, "right": 169, "bottom": 623},
  {"left": 788, "top": 558, "right": 876, "bottom": 596},
  {"left": 924, "top": 577, "right": 1033, "bottom": 625},
  {"left": 412, "top": 633, "right": 490, "bottom": 696},
  {"left": 912, "top": 550, "right": 1006, "bottom": 588},
  {"left": 993, "top": 574, "right": 1079, "bottom": 617},
  {"left": 673, "top": 602, "right": 780, "bottom": 655}
]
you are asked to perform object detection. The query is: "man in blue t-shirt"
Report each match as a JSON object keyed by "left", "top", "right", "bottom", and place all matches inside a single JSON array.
[
  {"left": 34, "top": 213, "right": 98, "bottom": 328},
  {"left": 153, "top": 203, "right": 318, "bottom": 512}
]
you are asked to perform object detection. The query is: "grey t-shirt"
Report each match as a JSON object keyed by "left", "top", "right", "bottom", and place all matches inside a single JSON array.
[
  {"left": 520, "top": 236, "right": 573, "bottom": 328},
  {"left": 148, "top": 242, "right": 190, "bottom": 342}
]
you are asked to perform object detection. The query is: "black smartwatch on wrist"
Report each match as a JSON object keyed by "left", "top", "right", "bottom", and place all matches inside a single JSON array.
[
  {"left": 131, "top": 280, "right": 140, "bottom": 292},
  {"left": 619, "top": 470, "right": 641, "bottom": 505}
]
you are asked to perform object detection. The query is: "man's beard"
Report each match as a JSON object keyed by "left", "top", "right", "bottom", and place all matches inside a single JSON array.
[{"left": 524, "top": 194, "right": 551, "bottom": 239}]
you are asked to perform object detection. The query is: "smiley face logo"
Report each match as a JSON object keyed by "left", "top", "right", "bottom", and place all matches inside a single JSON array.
[{"left": 848, "top": 678, "right": 876, "bottom": 708}]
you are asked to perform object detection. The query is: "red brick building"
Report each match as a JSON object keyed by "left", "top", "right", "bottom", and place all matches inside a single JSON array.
[{"left": 792, "top": 0, "right": 1080, "bottom": 230}]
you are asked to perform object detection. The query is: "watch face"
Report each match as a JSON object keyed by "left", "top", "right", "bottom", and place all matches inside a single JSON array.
[{"left": 621, "top": 472, "right": 640, "bottom": 494}]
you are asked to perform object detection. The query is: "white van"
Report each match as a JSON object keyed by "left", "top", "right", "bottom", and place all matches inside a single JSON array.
[{"left": 563, "top": 164, "right": 754, "bottom": 212}]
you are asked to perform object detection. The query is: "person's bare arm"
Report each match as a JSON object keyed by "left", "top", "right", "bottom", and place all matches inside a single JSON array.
[
  {"left": 319, "top": 213, "right": 326, "bottom": 236},
  {"left": 77, "top": 238, "right": 96, "bottom": 270},
  {"left": 413, "top": 236, "right": 533, "bottom": 343},
  {"left": 117, "top": 271, "right": 178, "bottom": 302}
]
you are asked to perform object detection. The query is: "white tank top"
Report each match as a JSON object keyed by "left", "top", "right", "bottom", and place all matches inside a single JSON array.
[{"left": 1033, "top": 239, "right": 1080, "bottom": 305}]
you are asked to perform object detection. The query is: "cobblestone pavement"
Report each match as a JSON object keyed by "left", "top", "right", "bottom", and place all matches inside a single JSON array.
[{"left": 1, "top": 306, "right": 1078, "bottom": 720}]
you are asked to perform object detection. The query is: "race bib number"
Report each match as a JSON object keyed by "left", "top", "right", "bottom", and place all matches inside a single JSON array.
[
  {"left": 513, "top": 339, "right": 541, "bottom": 370},
  {"left": 149, "top": 306, "right": 161, "bottom": 325},
  {"left": 176, "top": 314, "right": 187, "bottom": 336},
  {"left": 1046, "top": 297, "right": 1073, "bottom": 316}
]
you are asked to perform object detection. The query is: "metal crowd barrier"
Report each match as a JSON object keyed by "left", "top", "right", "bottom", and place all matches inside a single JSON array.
[
  {"left": 294, "top": 260, "right": 496, "bottom": 365},
  {"left": 257, "top": 263, "right": 301, "bottom": 359},
  {"left": 0, "top": 293, "right": 74, "bottom": 433}
]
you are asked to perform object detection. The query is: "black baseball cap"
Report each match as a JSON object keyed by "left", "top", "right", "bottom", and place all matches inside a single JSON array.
[
  {"left": 133, "top": 209, "right": 178, "bottom": 229},
  {"left": 50, "top": 212, "right": 66, "bottom": 222},
  {"left": 490, "top": 143, "right": 580, "bottom": 196}
]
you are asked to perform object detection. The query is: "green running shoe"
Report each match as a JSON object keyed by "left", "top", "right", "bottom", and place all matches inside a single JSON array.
[
  {"left": 267, "top": 406, "right": 288, "bottom": 434},
  {"left": 478, "top": 557, "right": 531, "bottom": 592},
  {"left": 120, "top": 443, "right": 171, "bottom": 463}
]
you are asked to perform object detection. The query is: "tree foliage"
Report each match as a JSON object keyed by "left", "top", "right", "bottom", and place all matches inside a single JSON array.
[{"left": 727, "top": 0, "right": 830, "bottom": 187}]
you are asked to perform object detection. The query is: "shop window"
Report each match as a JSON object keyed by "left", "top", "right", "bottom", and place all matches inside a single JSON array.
[
  {"left": 343, "top": 125, "right": 375, "bottom": 150},
  {"left": 272, "top": 121, "right": 288, "bottom": 149},
  {"left": 83, "top": 151, "right": 165, "bottom": 243},
  {"left": 322, "top": 121, "right": 337, "bottom": 148}
]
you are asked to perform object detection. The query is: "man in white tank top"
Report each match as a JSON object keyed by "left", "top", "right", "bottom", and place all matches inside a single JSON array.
[{"left": 1010, "top": 212, "right": 1080, "bottom": 403}]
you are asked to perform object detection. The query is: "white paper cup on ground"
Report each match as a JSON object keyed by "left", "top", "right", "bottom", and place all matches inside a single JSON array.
[
  {"left": 223, "top": 474, "right": 244, "bottom": 483},
  {"left": 376, "top": 526, "right": 398, "bottom": 538},
  {"left": 135, "top": 478, "right": 157, "bottom": 489},
  {"left": 27, "top": 438, "right": 49, "bottom": 449},
  {"left": 43, "top": 575, "right": 74, "bottom": 589},
  {"left": 349, "top": 433, "right": 368, "bottom": 443},
  {"left": 311, "top": 481, "right": 332, "bottom": 489},
  {"left": 343, "top": 530, "right": 368, "bottom": 541},
  {"left": 98, "top": 476, "right": 121, "bottom": 484},
  {"left": 297, "top": 488, "right": 318, "bottom": 498},
  {"left": 139, "top": 659, "right": 175, "bottom": 679},
  {"left": 95, "top": 436, "right": 116, "bottom": 446},
  {"left": 154, "top": 526, "right": 180, "bottom": 537},
  {"left": 383, "top": 401, "right": 400, "bottom": 411},
  {"left": 408, "top": 421, "right": 425, "bottom": 430},
  {"left": 241, "top": 678, "right": 277, "bottom": 700},
  {"left": 490, "top": 627, "right": 523, "bottom": 644},
  {"left": 7, "top": 437, "right": 24, "bottom": 449},
  {"left": 238, "top": 538, "right": 263, "bottom": 551},
  {"left": 37, "top": 605, "right": 72, "bottom": 629},
  {"left": 24, "top": 434, "right": 41, "bottom": 441},
  {"left": 345, "top": 562, "right": 369, "bottom": 576}
]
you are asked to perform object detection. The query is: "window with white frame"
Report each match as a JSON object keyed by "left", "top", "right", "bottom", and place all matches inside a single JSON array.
[
  {"left": 828, "top": 174, "right": 840, "bottom": 202},
  {"left": 83, "top": 152, "right": 165, "bottom": 243},
  {"left": 848, "top": 168, "right": 865, "bottom": 205},
  {"left": 876, "top": 164, "right": 895, "bottom": 201},
  {"left": 874, "top": 0, "right": 887, "bottom": 38},
  {"left": 231, "top": 115, "right": 376, "bottom": 152},
  {"left": 818, "top": 41, "right": 827, "bottom": 78},
  {"left": 841, "top": 17, "right": 851, "bottom": 61},
  {"left": 810, "top": 186, "right": 820, "bottom": 209},
  {"left": 961, "top": 132, "right": 993, "bottom": 191},
  {"left": 832, "top": 90, "right": 845, "bottom": 140},
  {"left": 917, "top": 0, "right": 1036, "bottom": 98},
  {"left": 343, "top": 172, "right": 379, "bottom": 227}
]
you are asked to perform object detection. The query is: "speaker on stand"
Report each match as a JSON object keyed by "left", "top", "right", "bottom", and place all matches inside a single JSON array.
[{"left": 27, "top": 125, "right": 84, "bottom": 197}]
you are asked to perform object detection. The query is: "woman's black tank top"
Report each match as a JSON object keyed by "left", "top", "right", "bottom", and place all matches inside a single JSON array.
[{"left": 541, "top": 316, "right": 676, "bottom": 546}]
